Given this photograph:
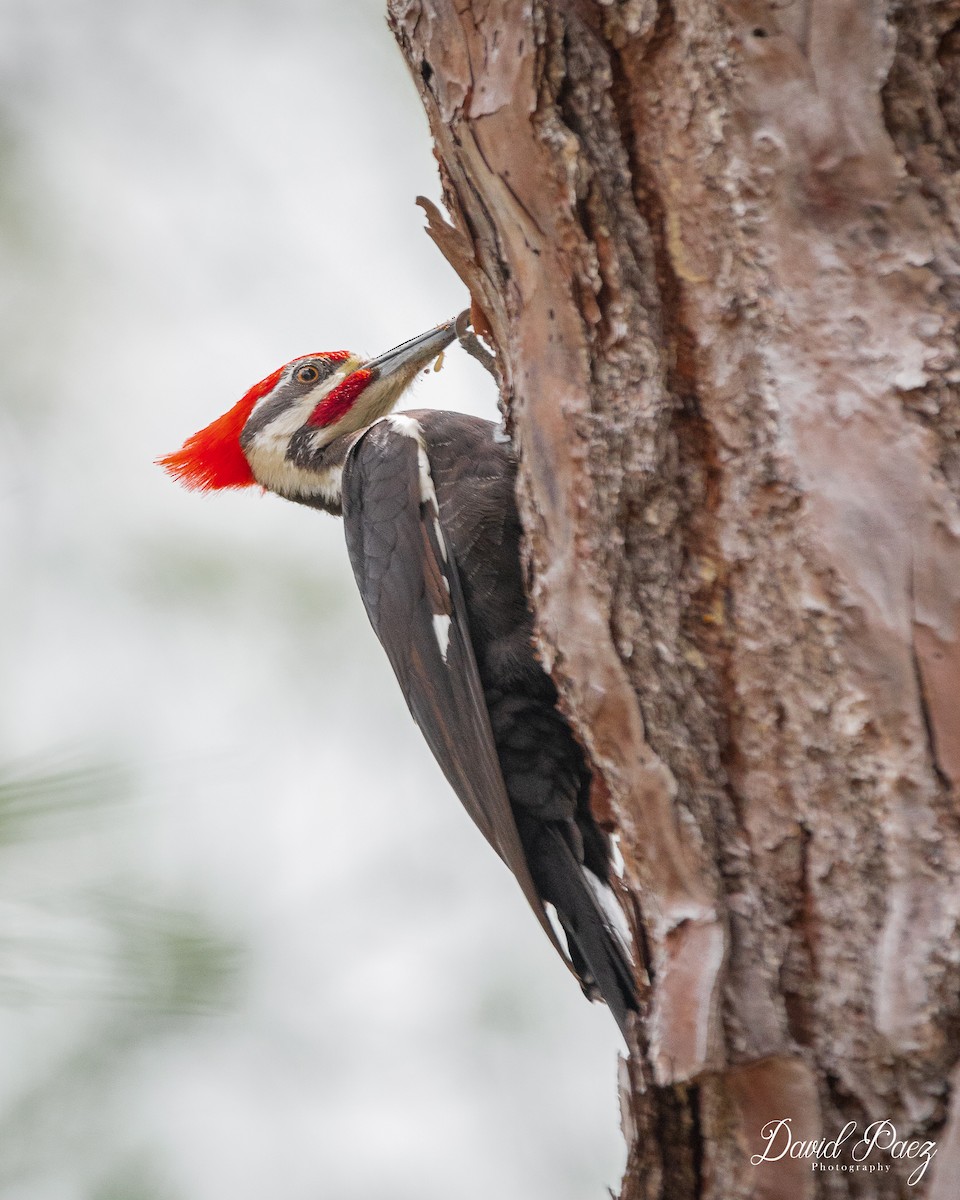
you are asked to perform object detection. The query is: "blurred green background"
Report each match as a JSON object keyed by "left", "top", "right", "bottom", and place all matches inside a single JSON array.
[{"left": 0, "top": 2, "right": 625, "bottom": 1197}]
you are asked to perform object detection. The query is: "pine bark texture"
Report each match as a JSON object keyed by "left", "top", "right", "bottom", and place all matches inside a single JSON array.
[{"left": 388, "top": 2, "right": 960, "bottom": 1197}]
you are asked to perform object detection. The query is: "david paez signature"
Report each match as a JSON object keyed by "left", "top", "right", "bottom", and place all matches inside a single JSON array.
[{"left": 751, "top": 1118, "right": 937, "bottom": 1187}]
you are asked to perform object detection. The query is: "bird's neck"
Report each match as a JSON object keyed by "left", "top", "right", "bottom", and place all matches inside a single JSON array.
[{"left": 263, "top": 428, "right": 363, "bottom": 516}]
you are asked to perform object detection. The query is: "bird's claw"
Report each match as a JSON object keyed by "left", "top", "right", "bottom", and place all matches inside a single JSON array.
[{"left": 455, "top": 309, "right": 501, "bottom": 384}]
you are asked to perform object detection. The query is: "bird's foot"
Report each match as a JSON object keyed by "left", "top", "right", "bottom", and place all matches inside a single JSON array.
[{"left": 455, "top": 309, "right": 501, "bottom": 384}]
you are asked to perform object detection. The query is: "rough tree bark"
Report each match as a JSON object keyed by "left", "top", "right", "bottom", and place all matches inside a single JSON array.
[{"left": 387, "top": 2, "right": 960, "bottom": 1197}]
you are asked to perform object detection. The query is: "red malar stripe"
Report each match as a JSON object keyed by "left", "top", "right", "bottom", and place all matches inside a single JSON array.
[{"left": 308, "top": 369, "right": 373, "bottom": 428}]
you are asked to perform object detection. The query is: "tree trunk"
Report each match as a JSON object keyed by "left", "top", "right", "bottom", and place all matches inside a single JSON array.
[{"left": 387, "top": 2, "right": 960, "bottom": 1196}]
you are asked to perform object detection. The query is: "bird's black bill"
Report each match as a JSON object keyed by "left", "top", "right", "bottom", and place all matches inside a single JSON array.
[{"left": 364, "top": 315, "right": 463, "bottom": 380}]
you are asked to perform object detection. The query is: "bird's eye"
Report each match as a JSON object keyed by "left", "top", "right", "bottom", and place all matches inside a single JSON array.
[{"left": 296, "top": 364, "right": 320, "bottom": 384}]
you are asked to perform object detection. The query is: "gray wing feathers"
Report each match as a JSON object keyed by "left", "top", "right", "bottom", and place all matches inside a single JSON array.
[{"left": 341, "top": 420, "right": 570, "bottom": 965}]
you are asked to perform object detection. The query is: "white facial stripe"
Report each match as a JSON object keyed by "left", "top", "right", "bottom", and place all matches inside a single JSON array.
[
  {"left": 243, "top": 360, "right": 413, "bottom": 504},
  {"left": 244, "top": 443, "right": 343, "bottom": 505},
  {"left": 243, "top": 363, "right": 360, "bottom": 503},
  {"left": 249, "top": 361, "right": 352, "bottom": 428}
]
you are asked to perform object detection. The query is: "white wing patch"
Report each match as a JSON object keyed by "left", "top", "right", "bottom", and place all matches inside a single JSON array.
[
  {"left": 383, "top": 414, "right": 456, "bottom": 645},
  {"left": 543, "top": 902, "right": 571, "bottom": 959},
  {"left": 581, "top": 866, "right": 633, "bottom": 958},
  {"left": 385, "top": 414, "right": 449, "bottom": 563},
  {"left": 609, "top": 833, "right": 625, "bottom": 880},
  {"left": 384, "top": 413, "right": 419, "bottom": 437},
  {"left": 432, "top": 613, "right": 452, "bottom": 662}
]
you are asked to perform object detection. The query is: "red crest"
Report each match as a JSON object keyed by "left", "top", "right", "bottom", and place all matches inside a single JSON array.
[{"left": 156, "top": 366, "right": 285, "bottom": 491}]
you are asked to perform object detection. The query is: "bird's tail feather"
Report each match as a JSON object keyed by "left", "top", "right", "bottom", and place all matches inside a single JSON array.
[{"left": 535, "top": 826, "right": 639, "bottom": 1041}]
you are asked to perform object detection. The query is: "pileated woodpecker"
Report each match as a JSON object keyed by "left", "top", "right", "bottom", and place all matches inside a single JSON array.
[{"left": 160, "top": 316, "right": 638, "bottom": 1037}]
